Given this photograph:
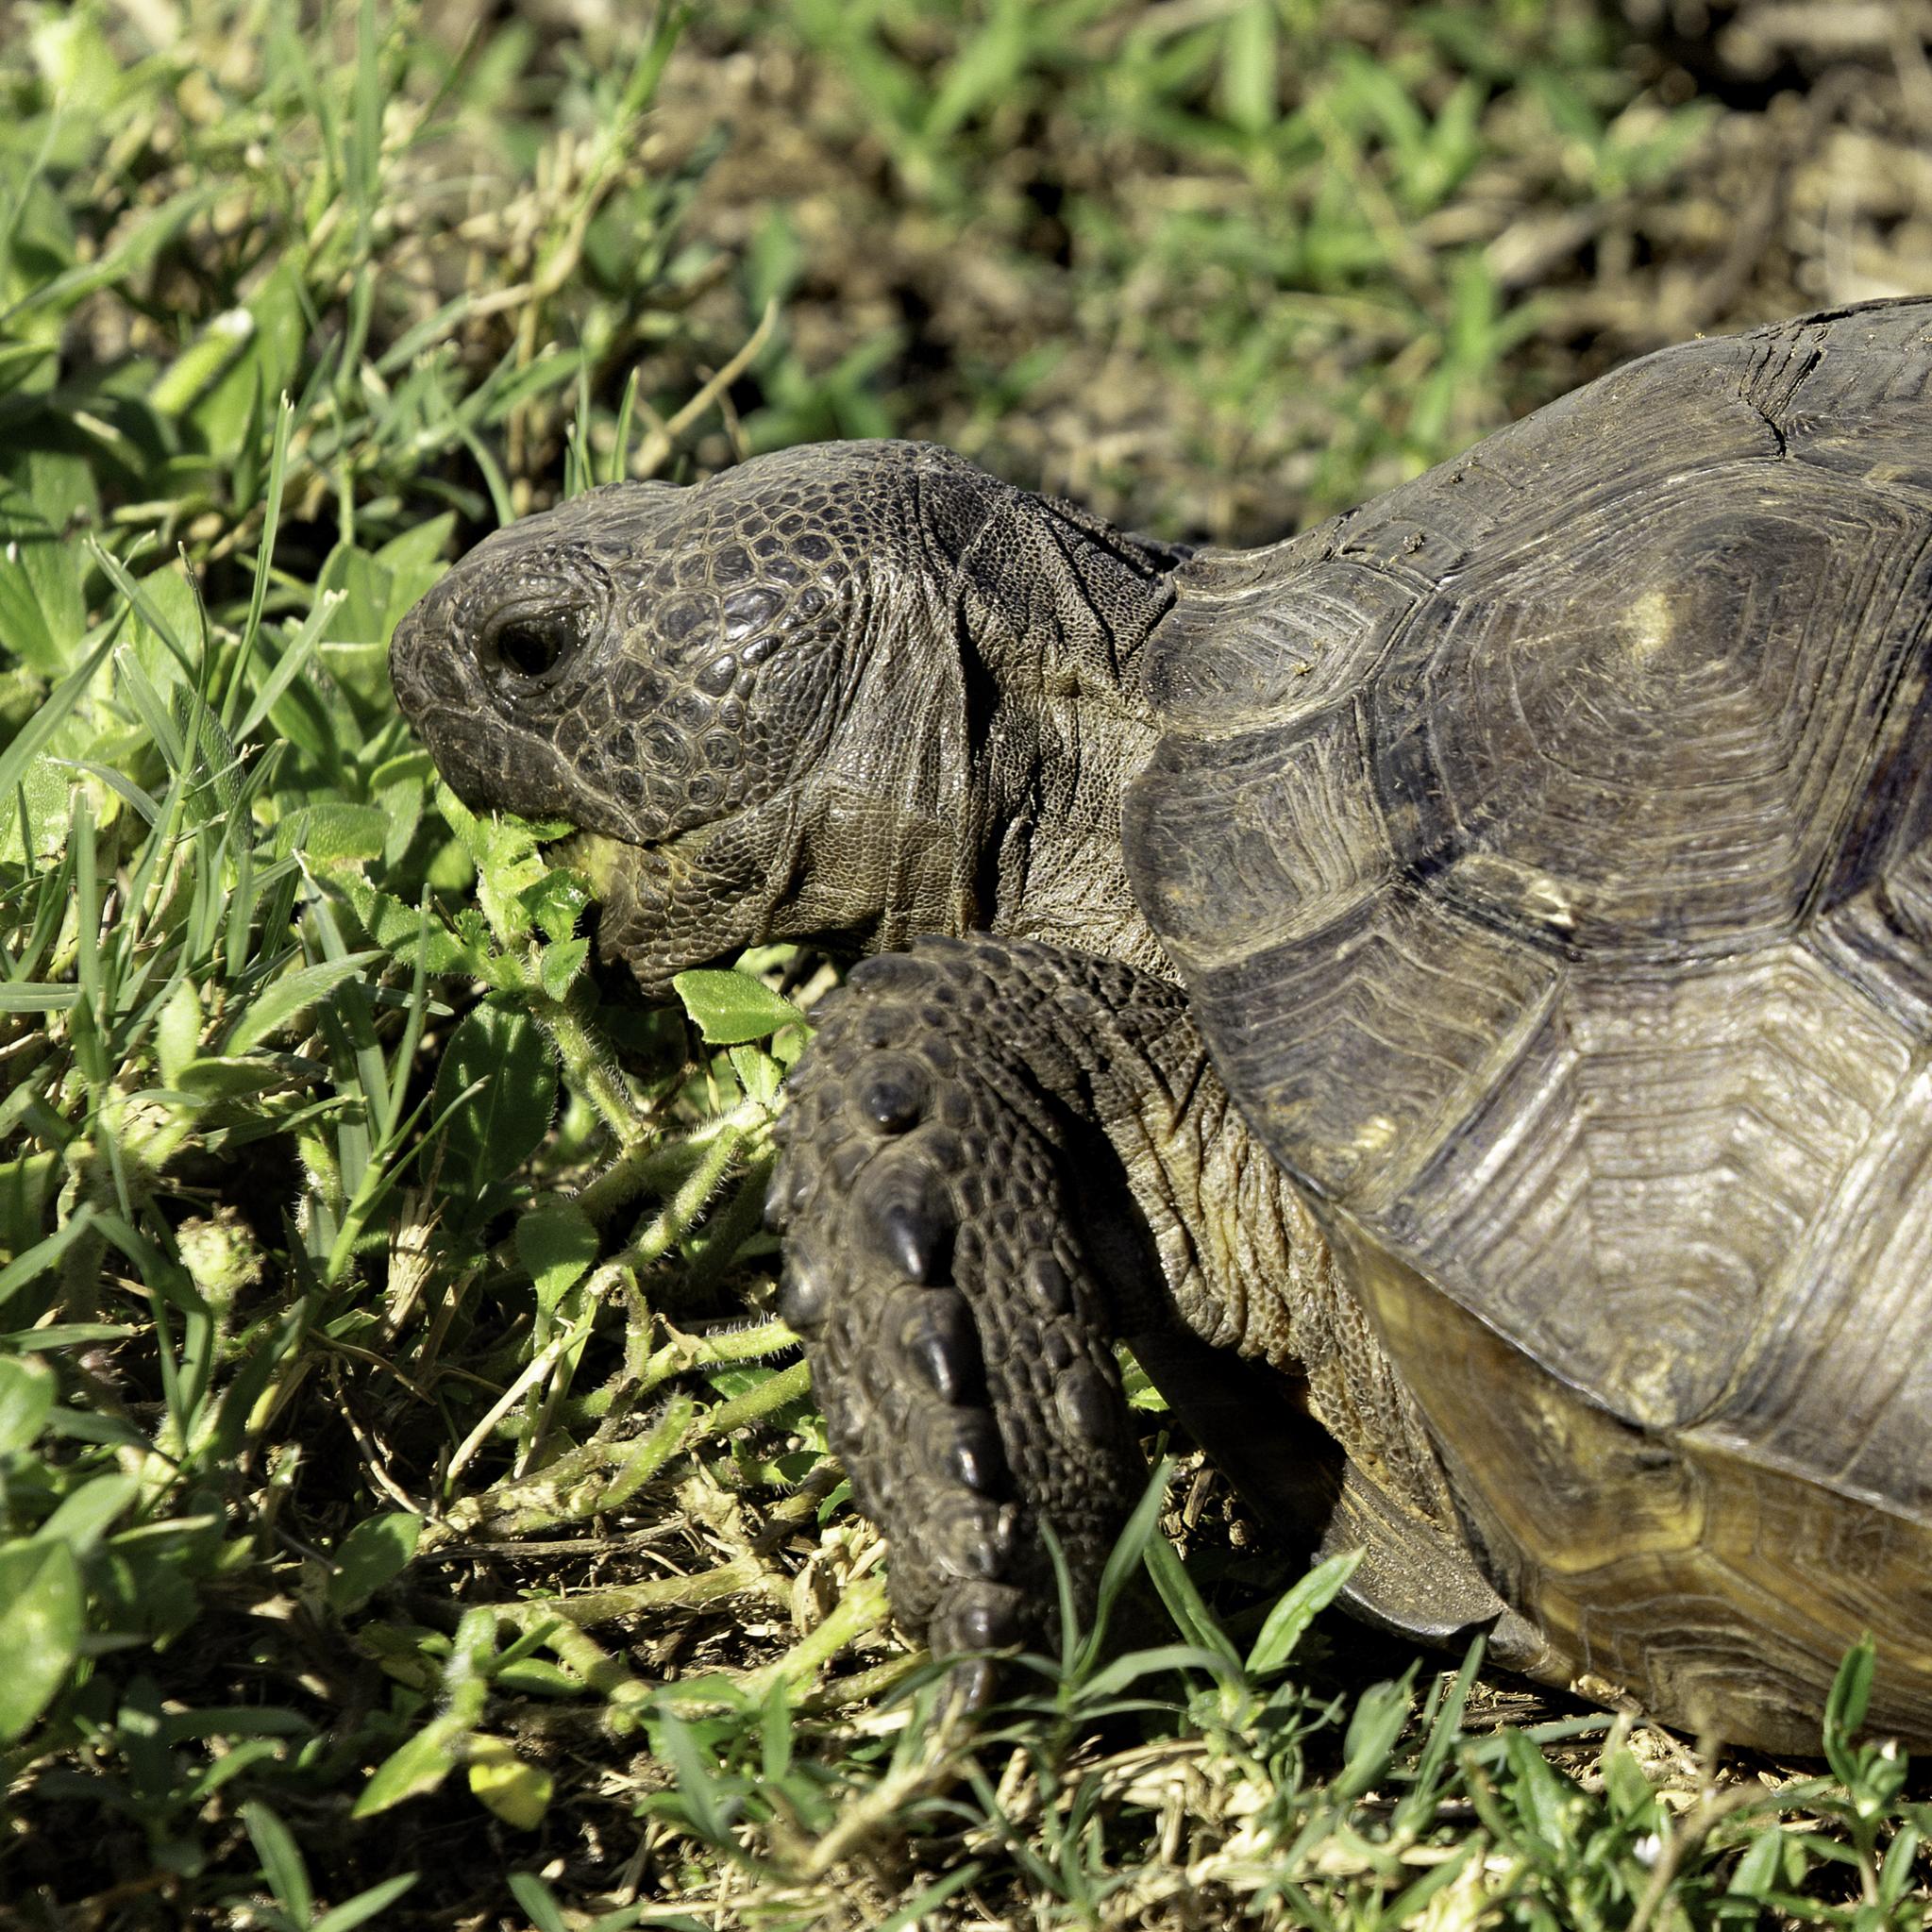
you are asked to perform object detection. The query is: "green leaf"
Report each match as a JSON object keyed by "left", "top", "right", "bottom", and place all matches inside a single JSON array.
[
  {"left": 432, "top": 1003, "right": 558, "bottom": 1193},
  {"left": 351, "top": 1712, "right": 468, "bottom": 1817},
  {"left": 1726, "top": 1823, "right": 1790, "bottom": 1900},
  {"left": 654, "top": 1706, "right": 731, "bottom": 1842},
  {"left": 0, "top": 1151, "right": 58, "bottom": 1251},
  {"left": 1141, "top": 1535, "right": 1242, "bottom": 1676},
  {"left": 241, "top": 1799, "right": 312, "bottom": 1921},
  {"left": 467, "top": 1734, "right": 553, "bottom": 1828},
  {"left": 0, "top": 750, "right": 75, "bottom": 866},
  {"left": 5, "top": 181, "right": 214, "bottom": 325},
  {"left": 174, "top": 1057, "right": 303, "bottom": 1103},
  {"left": 224, "top": 953, "right": 381, "bottom": 1057},
  {"left": 538, "top": 936, "right": 589, "bottom": 1001},
  {"left": 517, "top": 865, "right": 589, "bottom": 944},
  {"left": 155, "top": 976, "right": 203, "bottom": 1087},
  {"left": 0, "top": 487, "right": 86, "bottom": 675},
  {"left": 1599, "top": 1736, "right": 1656, "bottom": 1824},
  {"left": 299, "top": 801, "right": 391, "bottom": 865},
  {"left": 373, "top": 515, "right": 455, "bottom": 632},
  {"left": 36, "top": 1471, "right": 140, "bottom": 1554},
  {"left": 1077, "top": 1641, "right": 1243, "bottom": 1704},
  {"left": 316, "top": 539, "right": 398, "bottom": 644},
  {"left": 1823, "top": 1635, "right": 1875, "bottom": 1787},
  {"left": 311, "top": 1873, "right": 420, "bottom": 1932},
  {"left": 149, "top": 306, "right": 256, "bottom": 419},
  {"left": 1243, "top": 1547, "right": 1363, "bottom": 1675},
  {"left": 0, "top": 1206, "right": 100, "bottom": 1315},
  {"left": 334, "top": 874, "right": 481, "bottom": 978},
  {"left": 1334, "top": 1675, "right": 1411, "bottom": 1802},
  {"left": 1085, "top": 1460, "right": 1173, "bottom": 1662},
  {"left": 673, "top": 969, "right": 805, "bottom": 1045},
  {"left": 435, "top": 783, "right": 555, "bottom": 942},
  {"left": 1502, "top": 1724, "right": 1581, "bottom": 1854},
  {"left": 0, "top": 983, "right": 79, "bottom": 1013},
  {"left": 493, "top": 1658, "right": 583, "bottom": 1699},
  {"left": 507, "top": 1872, "right": 571, "bottom": 1932},
  {"left": 1878, "top": 1821, "right": 1922, "bottom": 1906},
  {"left": 0, "top": 342, "right": 54, "bottom": 396},
  {"left": 378, "top": 769, "right": 428, "bottom": 869},
  {"left": 192, "top": 261, "right": 306, "bottom": 459},
  {"left": 0, "top": 1538, "right": 81, "bottom": 1740},
  {"left": 1218, "top": 0, "right": 1278, "bottom": 136},
  {"left": 235, "top": 600, "right": 333, "bottom": 742},
  {"left": 515, "top": 1199, "right": 598, "bottom": 1311},
  {"left": 121, "top": 560, "right": 205, "bottom": 690},
  {"left": 0, "top": 1356, "right": 54, "bottom": 1453},
  {"left": 726, "top": 1043, "right": 782, "bottom": 1108},
  {"left": 328, "top": 1511, "right": 424, "bottom": 1615},
  {"left": 0, "top": 630, "right": 115, "bottom": 805}
]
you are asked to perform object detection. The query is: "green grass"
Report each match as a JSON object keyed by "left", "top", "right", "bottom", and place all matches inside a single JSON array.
[{"left": 0, "top": 1, "right": 1927, "bottom": 1925}]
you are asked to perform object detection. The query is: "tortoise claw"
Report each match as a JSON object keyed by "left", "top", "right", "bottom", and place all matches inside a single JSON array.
[
  {"left": 865, "top": 1181, "right": 952, "bottom": 1284},
  {"left": 899, "top": 1288, "right": 983, "bottom": 1404}
]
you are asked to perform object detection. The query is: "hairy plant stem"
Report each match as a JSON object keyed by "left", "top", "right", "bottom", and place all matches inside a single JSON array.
[
  {"left": 490, "top": 1553, "right": 786, "bottom": 1630},
  {"left": 739, "top": 1573, "right": 893, "bottom": 1700},
  {"left": 620, "top": 1115, "right": 753, "bottom": 1269},
  {"left": 534, "top": 989, "right": 647, "bottom": 1146}
]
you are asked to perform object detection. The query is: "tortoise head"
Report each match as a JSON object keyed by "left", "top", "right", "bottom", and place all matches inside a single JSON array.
[{"left": 391, "top": 440, "right": 1177, "bottom": 991}]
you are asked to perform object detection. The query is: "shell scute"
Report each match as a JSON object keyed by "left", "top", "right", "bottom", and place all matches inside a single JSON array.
[{"left": 1128, "top": 298, "right": 1932, "bottom": 1486}]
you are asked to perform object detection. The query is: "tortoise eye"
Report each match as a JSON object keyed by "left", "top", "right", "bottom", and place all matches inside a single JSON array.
[{"left": 483, "top": 611, "right": 584, "bottom": 689}]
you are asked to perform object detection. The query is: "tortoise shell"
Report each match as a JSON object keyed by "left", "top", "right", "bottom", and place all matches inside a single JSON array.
[{"left": 1124, "top": 298, "right": 1932, "bottom": 1749}]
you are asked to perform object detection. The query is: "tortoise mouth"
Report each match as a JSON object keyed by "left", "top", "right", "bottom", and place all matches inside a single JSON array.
[
  {"left": 402, "top": 695, "right": 678, "bottom": 857},
  {"left": 543, "top": 820, "right": 714, "bottom": 921},
  {"left": 545, "top": 822, "right": 758, "bottom": 997}
]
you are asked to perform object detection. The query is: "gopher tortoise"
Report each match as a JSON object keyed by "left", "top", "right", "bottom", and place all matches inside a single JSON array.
[{"left": 392, "top": 298, "right": 1932, "bottom": 1752}]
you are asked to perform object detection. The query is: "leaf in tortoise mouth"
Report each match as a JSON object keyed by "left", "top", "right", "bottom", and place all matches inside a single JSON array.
[{"left": 545, "top": 827, "right": 676, "bottom": 887}]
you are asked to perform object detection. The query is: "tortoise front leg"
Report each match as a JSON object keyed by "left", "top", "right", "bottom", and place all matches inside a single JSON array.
[{"left": 767, "top": 938, "right": 1157, "bottom": 1679}]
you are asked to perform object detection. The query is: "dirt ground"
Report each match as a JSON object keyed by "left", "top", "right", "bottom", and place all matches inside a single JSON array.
[{"left": 637, "top": 0, "right": 1932, "bottom": 541}]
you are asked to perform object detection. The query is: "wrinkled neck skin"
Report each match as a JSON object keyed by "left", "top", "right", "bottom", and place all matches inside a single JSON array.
[{"left": 856, "top": 470, "right": 1178, "bottom": 977}]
